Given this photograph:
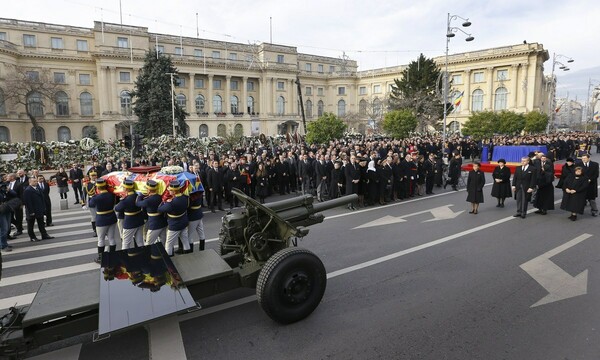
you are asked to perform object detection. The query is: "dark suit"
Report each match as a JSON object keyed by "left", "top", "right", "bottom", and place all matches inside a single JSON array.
[
  {"left": 207, "top": 167, "right": 224, "bottom": 211},
  {"left": 11, "top": 178, "right": 26, "bottom": 232},
  {"left": 298, "top": 160, "right": 313, "bottom": 195},
  {"left": 23, "top": 185, "right": 49, "bottom": 239},
  {"left": 69, "top": 167, "right": 84, "bottom": 203},
  {"left": 580, "top": 160, "right": 599, "bottom": 214},
  {"left": 512, "top": 165, "right": 537, "bottom": 217},
  {"left": 38, "top": 180, "right": 52, "bottom": 225}
]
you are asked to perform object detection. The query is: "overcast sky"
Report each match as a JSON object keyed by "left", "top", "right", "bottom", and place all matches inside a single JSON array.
[{"left": 2, "top": 0, "right": 599, "bottom": 101}]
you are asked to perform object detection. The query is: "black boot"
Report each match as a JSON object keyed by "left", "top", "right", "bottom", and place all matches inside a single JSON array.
[
  {"left": 94, "top": 247, "right": 103, "bottom": 264},
  {"left": 199, "top": 239, "right": 205, "bottom": 251},
  {"left": 189, "top": 243, "right": 194, "bottom": 253},
  {"left": 92, "top": 222, "right": 97, "bottom": 237},
  {"left": 109, "top": 245, "right": 116, "bottom": 252},
  {"left": 175, "top": 239, "right": 184, "bottom": 254}
]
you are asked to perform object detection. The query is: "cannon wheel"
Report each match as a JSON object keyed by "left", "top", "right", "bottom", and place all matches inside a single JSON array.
[{"left": 256, "top": 247, "right": 326, "bottom": 324}]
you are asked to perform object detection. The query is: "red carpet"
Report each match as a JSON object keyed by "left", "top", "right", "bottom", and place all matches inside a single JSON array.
[{"left": 462, "top": 162, "right": 562, "bottom": 178}]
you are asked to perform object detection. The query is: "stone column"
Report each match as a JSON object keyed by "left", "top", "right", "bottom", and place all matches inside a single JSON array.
[
  {"left": 109, "top": 67, "right": 118, "bottom": 113},
  {"left": 242, "top": 77, "right": 248, "bottom": 114},
  {"left": 97, "top": 65, "right": 109, "bottom": 115},
  {"left": 486, "top": 67, "right": 494, "bottom": 111},
  {"left": 225, "top": 75, "right": 231, "bottom": 114},
  {"left": 511, "top": 64, "right": 519, "bottom": 110},
  {"left": 463, "top": 69, "right": 471, "bottom": 112},
  {"left": 519, "top": 64, "right": 529, "bottom": 108},
  {"left": 258, "top": 77, "right": 265, "bottom": 115},
  {"left": 289, "top": 79, "right": 295, "bottom": 114},
  {"left": 189, "top": 73, "right": 196, "bottom": 115},
  {"left": 272, "top": 78, "right": 278, "bottom": 114},
  {"left": 207, "top": 74, "right": 214, "bottom": 114},
  {"left": 68, "top": 69, "right": 77, "bottom": 115}
]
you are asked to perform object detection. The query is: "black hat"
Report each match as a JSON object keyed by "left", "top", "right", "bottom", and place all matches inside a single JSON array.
[
  {"left": 146, "top": 180, "right": 158, "bottom": 190},
  {"left": 96, "top": 178, "right": 107, "bottom": 188},
  {"left": 497, "top": 158, "right": 506, "bottom": 164},
  {"left": 566, "top": 157, "right": 574, "bottom": 163},
  {"left": 168, "top": 180, "right": 182, "bottom": 191},
  {"left": 123, "top": 179, "right": 134, "bottom": 189}
]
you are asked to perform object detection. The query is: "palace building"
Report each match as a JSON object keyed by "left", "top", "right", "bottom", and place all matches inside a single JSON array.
[{"left": 0, "top": 18, "right": 552, "bottom": 143}]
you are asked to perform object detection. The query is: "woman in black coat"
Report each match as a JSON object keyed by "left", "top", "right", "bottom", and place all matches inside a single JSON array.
[
  {"left": 555, "top": 157, "right": 575, "bottom": 189},
  {"left": 445, "top": 152, "right": 462, "bottom": 191},
  {"left": 466, "top": 162, "right": 485, "bottom": 214},
  {"left": 560, "top": 166, "right": 589, "bottom": 221},
  {"left": 490, "top": 159, "right": 512, "bottom": 207},
  {"left": 255, "top": 163, "right": 269, "bottom": 204}
]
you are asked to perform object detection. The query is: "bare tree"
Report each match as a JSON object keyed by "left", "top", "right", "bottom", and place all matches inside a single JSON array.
[{"left": 1, "top": 65, "right": 64, "bottom": 141}]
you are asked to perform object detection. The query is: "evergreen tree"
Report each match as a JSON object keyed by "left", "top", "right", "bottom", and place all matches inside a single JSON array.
[
  {"left": 306, "top": 112, "right": 347, "bottom": 144},
  {"left": 496, "top": 110, "right": 525, "bottom": 135},
  {"left": 523, "top": 111, "right": 549, "bottom": 133},
  {"left": 462, "top": 111, "right": 496, "bottom": 139},
  {"left": 389, "top": 54, "right": 445, "bottom": 131},
  {"left": 131, "top": 49, "right": 188, "bottom": 138},
  {"left": 381, "top": 109, "right": 418, "bottom": 139}
]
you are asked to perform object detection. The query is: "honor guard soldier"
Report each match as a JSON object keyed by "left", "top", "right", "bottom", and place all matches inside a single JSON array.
[
  {"left": 89, "top": 178, "right": 117, "bottom": 263},
  {"left": 187, "top": 190, "right": 206, "bottom": 252},
  {"left": 86, "top": 171, "right": 98, "bottom": 237},
  {"left": 158, "top": 180, "right": 190, "bottom": 256},
  {"left": 136, "top": 180, "right": 167, "bottom": 245},
  {"left": 114, "top": 179, "right": 145, "bottom": 249}
]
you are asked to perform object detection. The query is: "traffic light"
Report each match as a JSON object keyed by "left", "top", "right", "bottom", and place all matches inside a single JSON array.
[
  {"left": 134, "top": 134, "right": 144, "bottom": 155},
  {"left": 124, "top": 135, "right": 132, "bottom": 149}
]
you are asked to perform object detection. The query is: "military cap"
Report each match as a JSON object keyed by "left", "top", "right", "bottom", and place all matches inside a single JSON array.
[
  {"left": 89, "top": 171, "right": 97, "bottom": 177},
  {"left": 168, "top": 180, "right": 182, "bottom": 191},
  {"left": 96, "top": 178, "right": 107, "bottom": 188},
  {"left": 146, "top": 179, "right": 158, "bottom": 190},
  {"left": 123, "top": 179, "right": 135, "bottom": 189}
]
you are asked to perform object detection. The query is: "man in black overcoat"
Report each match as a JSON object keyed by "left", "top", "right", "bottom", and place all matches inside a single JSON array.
[
  {"left": 579, "top": 154, "right": 599, "bottom": 216},
  {"left": 512, "top": 156, "right": 538, "bottom": 218},
  {"left": 23, "top": 178, "right": 54, "bottom": 241},
  {"left": 344, "top": 155, "right": 360, "bottom": 210}
]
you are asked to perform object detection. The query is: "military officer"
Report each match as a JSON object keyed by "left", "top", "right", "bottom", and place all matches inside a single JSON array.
[
  {"left": 89, "top": 178, "right": 117, "bottom": 263},
  {"left": 85, "top": 171, "right": 98, "bottom": 237},
  {"left": 114, "top": 179, "right": 144, "bottom": 249},
  {"left": 158, "top": 180, "right": 190, "bottom": 256},
  {"left": 135, "top": 180, "right": 167, "bottom": 245},
  {"left": 187, "top": 190, "right": 206, "bottom": 252}
]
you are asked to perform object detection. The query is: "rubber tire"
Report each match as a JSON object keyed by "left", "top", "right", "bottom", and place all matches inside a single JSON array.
[
  {"left": 217, "top": 235, "right": 231, "bottom": 256},
  {"left": 256, "top": 247, "right": 327, "bottom": 324}
]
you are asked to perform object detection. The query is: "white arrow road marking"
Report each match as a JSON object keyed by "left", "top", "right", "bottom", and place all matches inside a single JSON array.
[
  {"left": 520, "top": 233, "right": 593, "bottom": 308},
  {"left": 354, "top": 205, "right": 462, "bottom": 229}
]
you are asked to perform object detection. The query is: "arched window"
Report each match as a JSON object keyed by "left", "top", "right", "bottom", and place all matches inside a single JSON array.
[
  {"left": 82, "top": 125, "right": 97, "bottom": 138},
  {"left": 247, "top": 96, "right": 255, "bottom": 114},
  {"left": 337, "top": 99, "right": 346, "bottom": 117},
  {"left": 27, "top": 92, "right": 44, "bottom": 117},
  {"left": 176, "top": 93, "right": 186, "bottom": 109},
  {"left": 471, "top": 89, "right": 484, "bottom": 112},
  {"left": 359, "top": 99, "right": 367, "bottom": 116},
  {"left": 217, "top": 123, "right": 226, "bottom": 137},
  {"left": 276, "top": 96, "right": 285, "bottom": 115},
  {"left": 317, "top": 100, "right": 324, "bottom": 117},
  {"left": 494, "top": 87, "right": 508, "bottom": 111},
  {"left": 31, "top": 126, "right": 45, "bottom": 142},
  {"left": 0, "top": 126, "right": 10, "bottom": 142},
  {"left": 199, "top": 124, "right": 208, "bottom": 138},
  {"left": 373, "top": 98, "right": 382, "bottom": 118},
  {"left": 304, "top": 100, "right": 312, "bottom": 118},
  {"left": 57, "top": 126, "right": 71, "bottom": 142},
  {"left": 448, "top": 121, "right": 460, "bottom": 134},
  {"left": 234, "top": 124, "right": 243, "bottom": 137},
  {"left": 120, "top": 91, "right": 132, "bottom": 116},
  {"left": 195, "top": 95, "right": 205, "bottom": 114},
  {"left": 0, "top": 89, "right": 6, "bottom": 115},
  {"left": 451, "top": 91, "right": 462, "bottom": 113},
  {"left": 55, "top": 91, "right": 69, "bottom": 116},
  {"left": 213, "top": 95, "right": 222, "bottom": 113},
  {"left": 80, "top": 92, "right": 93, "bottom": 116},
  {"left": 230, "top": 95, "right": 239, "bottom": 114}
]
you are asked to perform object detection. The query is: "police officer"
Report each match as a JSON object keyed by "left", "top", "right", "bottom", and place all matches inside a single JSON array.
[
  {"left": 86, "top": 171, "right": 98, "bottom": 237},
  {"left": 187, "top": 190, "right": 205, "bottom": 252},
  {"left": 135, "top": 180, "right": 167, "bottom": 245},
  {"left": 114, "top": 179, "right": 144, "bottom": 249},
  {"left": 88, "top": 178, "right": 117, "bottom": 263},
  {"left": 158, "top": 180, "right": 190, "bottom": 256}
]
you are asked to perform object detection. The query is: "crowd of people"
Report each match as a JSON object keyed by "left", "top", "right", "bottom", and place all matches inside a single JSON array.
[{"left": 1, "top": 131, "right": 599, "bottom": 259}]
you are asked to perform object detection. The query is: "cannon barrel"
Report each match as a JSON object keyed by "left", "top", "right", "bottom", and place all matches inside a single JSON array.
[
  {"left": 265, "top": 195, "right": 314, "bottom": 212},
  {"left": 275, "top": 194, "right": 357, "bottom": 225}
]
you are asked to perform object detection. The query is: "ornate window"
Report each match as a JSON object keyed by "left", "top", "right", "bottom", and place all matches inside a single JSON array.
[
  {"left": 359, "top": 99, "right": 367, "bottom": 116},
  {"left": 234, "top": 124, "right": 243, "bottom": 137},
  {"left": 0, "top": 89, "right": 5, "bottom": 115},
  {"left": 247, "top": 96, "right": 255, "bottom": 114},
  {"left": 213, "top": 95, "right": 222, "bottom": 113},
  {"left": 337, "top": 99, "right": 346, "bottom": 117},
  {"left": 217, "top": 123, "right": 226, "bottom": 137},
  {"left": 199, "top": 124, "right": 208, "bottom": 138},
  {"left": 31, "top": 126, "right": 45, "bottom": 142},
  {"left": 195, "top": 95, "right": 205, "bottom": 114},
  {"left": 471, "top": 89, "right": 484, "bottom": 112},
  {"left": 230, "top": 95, "right": 239, "bottom": 114},
  {"left": 306, "top": 100, "right": 313, "bottom": 118},
  {"left": 317, "top": 100, "right": 324, "bottom": 117},
  {"left": 120, "top": 91, "right": 132, "bottom": 116},
  {"left": 277, "top": 96, "right": 285, "bottom": 115},
  {"left": 0, "top": 126, "right": 10, "bottom": 142},
  {"left": 176, "top": 94, "right": 186, "bottom": 109},
  {"left": 82, "top": 125, "right": 97, "bottom": 138},
  {"left": 373, "top": 98, "right": 382, "bottom": 118},
  {"left": 27, "top": 92, "right": 44, "bottom": 117},
  {"left": 494, "top": 87, "right": 508, "bottom": 111},
  {"left": 80, "top": 92, "right": 93, "bottom": 116},
  {"left": 55, "top": 91, "right": 69, "bottom": 116},
  {"left": 57, "top": 126, "right": 71, "bottom": 142}
]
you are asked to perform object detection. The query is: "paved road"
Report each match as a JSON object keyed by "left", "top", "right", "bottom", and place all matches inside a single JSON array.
[{"left": 2, "top": 172, "right": 600, "bottom": 360}]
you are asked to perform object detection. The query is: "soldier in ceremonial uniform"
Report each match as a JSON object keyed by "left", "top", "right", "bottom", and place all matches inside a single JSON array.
[
  {"left": 89, "top": 178, "right": 117, "bottom": 263},
  {"left": 85, "top": 171, "right": 98, "bottom": 237},
  {"left": 187, "top": 190, "right": 206, "bottom": 251},
  {"left": 114, "top": 179, "right": 144, "bottom": 249},
  {"left": 158, "top": 180, "right": 190, "bottom": 256},
  {"left": 135, "top": 180, "right": 167, "bottom": 245}
]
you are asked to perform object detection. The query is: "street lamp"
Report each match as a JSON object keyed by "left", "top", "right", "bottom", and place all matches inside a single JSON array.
[
  {"left": 547, "top": 53, "right": 574, "bottom": 133},
  {"left": 443, "top": 13, "right": 474, "bottom": 150},
  {"left": 585, "top": 78, "right": 600, "bottom": 130},
  {"left": 166, "top": 72, "right": 177, "bottom": 137}
]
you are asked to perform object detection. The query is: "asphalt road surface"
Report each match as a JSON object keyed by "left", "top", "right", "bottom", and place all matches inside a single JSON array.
[{"left": 2, "top": 169, "right": 600, "bottom": 360}]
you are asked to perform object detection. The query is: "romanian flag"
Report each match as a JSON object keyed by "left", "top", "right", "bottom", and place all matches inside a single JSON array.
[
  {"left": 555, "top": 103, "right": 563, "bottom": 113},
  {"left": 453, "top": 91, "right": 464, "bottom": 107},
  {"left": 594, "top": 111, "right": 599, "bottom": 122}
]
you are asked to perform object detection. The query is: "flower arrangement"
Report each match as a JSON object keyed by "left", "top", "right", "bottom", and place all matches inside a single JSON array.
[{"left": 160, "top": 165, "right": 184, "bottom": 175}]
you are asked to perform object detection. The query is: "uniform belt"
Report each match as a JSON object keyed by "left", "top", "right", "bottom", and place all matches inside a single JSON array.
[
  {"left": 96, "top": 210, "right": 114, "bottom": 215},
  {"left": 189, "top": 205, "right": 201, "bottom": 210},
  {"left": 124, "top": 210, "right": 142, "bottom": 216},
  {"left": 168, "top": 211, "right": 187, "bottom": 218},
  {"left": 147, "top": 212, "right": 161, "bottom": 216}
]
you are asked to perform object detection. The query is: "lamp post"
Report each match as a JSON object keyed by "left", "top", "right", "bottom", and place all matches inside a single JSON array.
[
  {"left": 585, "top": 79, "right": 600, "bottom": 131},
  {"left": 546, "top": 53, "right": 574, "bottom": 133},
  {"left": 443, "top": 13, "right": 474, "bottom": 149},
  {"left": 166, "top": 72, "right": 177, "bottom": 137}
]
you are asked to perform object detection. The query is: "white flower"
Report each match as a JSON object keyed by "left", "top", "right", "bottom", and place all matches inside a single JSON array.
[{"left": 161, "top": 165, "right": 184, "bottom": 174}]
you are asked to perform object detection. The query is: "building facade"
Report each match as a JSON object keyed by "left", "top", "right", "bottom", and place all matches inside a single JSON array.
[{"left": 0, "top": 18, "right": 551, "bottom": 143}]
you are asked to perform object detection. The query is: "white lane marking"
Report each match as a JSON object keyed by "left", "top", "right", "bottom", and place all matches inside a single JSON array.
[
  {"left": 27, "top": 344, "right": 82, "bottom": 360},
  {"left": 354, "top": 204, "right": 463, "bottom": 229},
  {"left": 520, "top": 234, "right": 592, "bottom": 307},
  {"left": 48, "top": 214, "right": 91, "bottom": 222},
  {"left": 148, "top": 317, "right": 187, "bottom": 360},
  {"left": 3, "top": 249, "right": 97, "bottom": 269},
  {"left": 9, "top": 228, "right": 94, "bottom": 245},
  {"left": 0, "top": 263, "right": 98, "bottom": 288},
  {"left": 5, "top": 238, "right": 97, "bottom": 255},
  {"left": 0, "top": 293, "right": 36, "bottom": 311}
]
